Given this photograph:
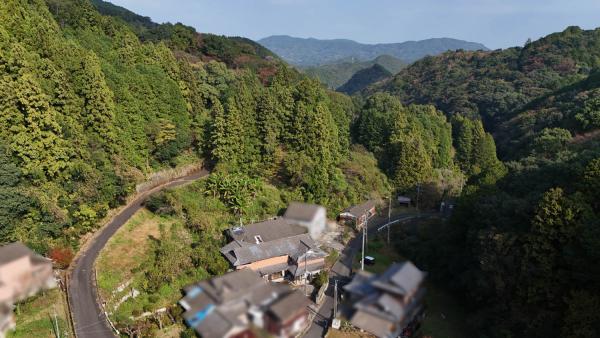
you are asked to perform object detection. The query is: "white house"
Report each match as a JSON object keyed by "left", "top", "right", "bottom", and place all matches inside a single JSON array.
[{"left": 283, "top": 202, "right": 327, "bottom": 239}]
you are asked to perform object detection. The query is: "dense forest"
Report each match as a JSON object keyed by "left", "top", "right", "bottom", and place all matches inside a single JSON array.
[
  {"left": 0, "top": 0, "right": 394, "bottom": 254},
  {"left": 302, "top": 54, "right": 405, "bottom": 89},
  {"left": 1, "top": 0, "right": 599, "bottom": 337},
  {"left": 372, "top": 25, "right": 600, "bottom": 337}
]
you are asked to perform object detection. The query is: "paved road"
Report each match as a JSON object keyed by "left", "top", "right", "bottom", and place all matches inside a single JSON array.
[
  {"left": 69, "top": 169, "right": 209, "bottom": 338},
  {"left": 304, "top": 214, "right": 420, "bottom": 338}
]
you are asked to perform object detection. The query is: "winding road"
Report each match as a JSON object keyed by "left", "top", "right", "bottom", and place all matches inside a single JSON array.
[{"left": 68, "top": 168, "right": 209, "bottom": 338}]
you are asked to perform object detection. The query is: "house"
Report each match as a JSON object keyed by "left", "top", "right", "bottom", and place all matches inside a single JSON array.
[
  {"left": 283, "top": 202, "right": 327, "bottom": 239},
  {"left": 343, "top": 261, "right": 426, "bottom": 338},
  {"left": 179, "top": 269, "right": 311, "bottom": 338},
  {"left": 339, "top": 200, "right": 378, "bottom": 229},
  {"left": 265, "top": 290, "right": 311, "bottom": 337},
  {"left": 0, "top": 242, "right": 56, "bottom": 337},
  {"left": 220, "top": 217, "right": 327, "bottom": 283}
]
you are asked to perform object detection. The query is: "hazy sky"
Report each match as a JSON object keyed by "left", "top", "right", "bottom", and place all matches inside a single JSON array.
[{"left": 109, "top": 0, "right": 600, "bottom": 49}]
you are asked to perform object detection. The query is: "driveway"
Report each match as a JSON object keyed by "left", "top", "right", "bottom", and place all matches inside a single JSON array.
[{"left": 68, "top": 169, "right": 209, "bottom": 338}]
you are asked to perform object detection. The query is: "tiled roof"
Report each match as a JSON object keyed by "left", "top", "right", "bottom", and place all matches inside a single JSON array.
[
  {"left": 267, "top": 290, "right": 310, "bottom": 322},
  {"left": 221, "top": 233, "right": 318, "bottom": 266},
  {"left": 343, "top": 200, "right": 378, "bottom": 218},
  {"left": 228, "top": 217, "right": 307, "bottom": 243}
]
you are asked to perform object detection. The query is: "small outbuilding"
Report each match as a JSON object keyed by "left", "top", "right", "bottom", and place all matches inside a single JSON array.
[{"left": 339, "top": 200, "right": 378, "bottom": 229}]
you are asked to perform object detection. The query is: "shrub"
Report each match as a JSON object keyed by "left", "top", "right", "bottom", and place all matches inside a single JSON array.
[{"left": 48, "top": 246, "right": 74, "bottom": 269}]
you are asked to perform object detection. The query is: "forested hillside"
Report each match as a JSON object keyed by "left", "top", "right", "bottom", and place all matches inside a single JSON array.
[
  {"left": 0, "top": 0, "right": 391, "bottom": 255},
  {"left": 337, "top": 64, "right": 392, "bottom": 95},
  {"left": 371, "top": 26, "right": 600, "bottom": 135},
  {"left": 368, "top": 25, "right": 600, "bottom": 337},
  {"left": 302, "top": 54, "right": 405, "bottom": 89}
]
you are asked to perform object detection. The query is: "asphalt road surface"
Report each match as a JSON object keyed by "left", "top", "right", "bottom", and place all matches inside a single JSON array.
[
  {"left": 303, "top": 214, "right": 420, "bottom": 338},
  {"left": 69, "top": 169, "right": 209, "bottom": 338}
]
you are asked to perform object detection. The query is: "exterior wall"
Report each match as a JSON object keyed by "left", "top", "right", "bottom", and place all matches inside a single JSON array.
[
  {"left": 236, "top": 255, "right": 288, "bottom": 272},
  {"left": 0, "top": 256, "right": 32, "bottom": 304},
  {"left": 265, "top": 311, "right": 309, "bottom": 338},
  {"left": 289, "top": 207, "right": 326, "bottom": 239},
  {"left": 355, "top": 207, "right": 377, "bottom": 229}
]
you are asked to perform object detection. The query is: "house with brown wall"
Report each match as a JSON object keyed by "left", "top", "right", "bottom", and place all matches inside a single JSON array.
[
  {"left": 339, "top": 200, "right": 378, "bottom": 229},
  {"left": 220, "top": 217, "right": 327, "bottom": 283}
]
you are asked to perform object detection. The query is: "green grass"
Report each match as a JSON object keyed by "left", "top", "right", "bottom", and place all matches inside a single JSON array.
[
  {"left": 8, "top": 289, "right": 71, "bottom": 338},
  {"left": 353, "top": 239, "right": 403, "bottom": 274}
]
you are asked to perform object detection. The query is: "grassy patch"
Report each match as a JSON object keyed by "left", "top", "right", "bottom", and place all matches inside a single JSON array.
[
  {"left": 96, "top": 208, "right": 187, "bottom": 334},
  {"left": 421, "top": 285, "right": 468, "bottom": 338},
  {"left": 96, "top": 209, "right": 171, "bottom": 300},
  {"left": 353, "top": 239, "right": 403, "bottom": 274},
  {"left": 8, "top": 289, "right": 70, "bottom": 338}
]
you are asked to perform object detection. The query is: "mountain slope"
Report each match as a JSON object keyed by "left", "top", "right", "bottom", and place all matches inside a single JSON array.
[
  {"left": 90, "top": 0, "right": 279, "bottom": 72},
  {"left": 337, "top": 64, "right": 391, "bottom": 95},
  {"left": 361, "top": 25, "right": 600, "bottom": 337},
  {"left": 369, "top": 26, "right": 600, "bottom": 139},
  {"left": 303, "top": 54, "right": 405, "bottom": 89},
  {"left": 258, "top": 35, "right": 489, "bottom": 66}
]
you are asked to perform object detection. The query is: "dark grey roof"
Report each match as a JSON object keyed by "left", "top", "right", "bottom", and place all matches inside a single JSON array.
[
  {"left": 181, "top": 269, "right": 297, "bottom": 338},
  {"left": 283, "top": 202, "right": 323, "bottom": 222},
  {"left": 372, "top": 262, "right": 425, "bottom": 296},
  {"left": 343, "top": 270, "right": 376, "bottom": 297},
  {"left": 0, "top": 242, "right": 40, "bottom": 265},
  {"left": 288, "top": 261, "right": 325, "bottom": 277},
  {"left": 194, "top": 309, "right": 236, "bottom": 338},
  {"left": 228, "top": 218, "right": 307, "bottom": 243},
  {"left": 222, "top": 233, "right": 318, "bottom": 266},
  {"left": 344, "top": 200, "right": 378, "bottom": 218},
  {"left": 267, "top": 290, "right": 310, "bottom": 322}
]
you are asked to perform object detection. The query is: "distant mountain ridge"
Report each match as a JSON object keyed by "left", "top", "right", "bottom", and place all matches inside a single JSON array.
[{"left": 258, "top": 35, "right": 489, "bottom": 66}]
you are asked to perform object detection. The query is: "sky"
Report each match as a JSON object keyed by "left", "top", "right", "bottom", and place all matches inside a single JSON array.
[{"left": 108, "top": 0, "right": 600, "bottom": 49}]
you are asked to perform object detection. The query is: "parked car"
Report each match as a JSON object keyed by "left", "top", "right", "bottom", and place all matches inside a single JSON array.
[{"left": 363, "top": 256, "right": 375, "bottom": 266}]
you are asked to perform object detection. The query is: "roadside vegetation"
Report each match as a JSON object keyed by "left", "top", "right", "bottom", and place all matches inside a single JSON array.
[{"left": 7, "top": 289, "right": 71, "bottom": 338}]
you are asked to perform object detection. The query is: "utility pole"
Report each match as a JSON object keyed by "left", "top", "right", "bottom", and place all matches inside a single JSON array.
[
  {"left": 387, "top": 195, "right": 392, "bottom": 245},
  {"left": 53, "top": 309, "right": 61, "bottom": 338},
  {"left": 303, "top": 245, "right": 312, "bottom": 297},
  {"left": 361, "top": 219, "right": 366, "bottom": 271},
  {"left": 333, "top": 280, "right": 338, "bottom": 318},
  {"left": 416, "top": 183, "right": 421, "bottom": 215}
]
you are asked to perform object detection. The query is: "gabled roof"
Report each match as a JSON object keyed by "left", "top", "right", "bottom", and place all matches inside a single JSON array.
[
  {"left": 343, "top": 270, "right": 377, "bottom": 297},
  {"left": 343, "top": 200, "right": 378, "bottom": 218},
  {"left": 228, "top": 217, "right": 307, "bottom": 243},
  {"left": 283, "top": 202, "right": 323, "bottom": 222},
  {"left": 372, "top": 262, "right": 426, "bottom": 296},
  {"left": 221, "top": 233, "right": 318, "bottom": 266},
  {"left": 267, "top": 290, "right": 310, "bottom": 322}
]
